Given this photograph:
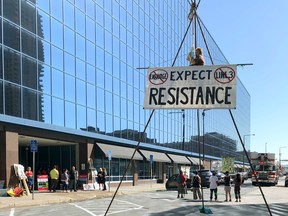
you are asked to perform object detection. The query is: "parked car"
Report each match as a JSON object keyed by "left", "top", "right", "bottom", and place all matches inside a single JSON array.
[{"left": 165, "top": 174, "right": 192, "bottom": 190}]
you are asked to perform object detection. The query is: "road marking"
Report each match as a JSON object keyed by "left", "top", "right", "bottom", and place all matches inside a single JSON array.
[
  {"left": 69, "top": 199, "right": 143, "bottom": 216},
  {"left": 9, "top": 208, "right": 14, "bottom": 216},
  {"left": 104, "top": 199, "right": 143, "bottom": 215},
  {"left": 69, "top": 203, "right": 97, "bottom": 216}
]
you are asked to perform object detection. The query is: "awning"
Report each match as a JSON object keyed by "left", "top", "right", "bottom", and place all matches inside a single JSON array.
[
  {"left": 187, "top": 156, "right": 199, "bottom": 165},
  {"left": 167, "top": 154, "right": 191, "bottom": 164},
  {"left": 139, "top": 150, "right": 171, "bottom": 163},
  {"left": 97, "top": 143, "right": 143, "bottom": 160}
]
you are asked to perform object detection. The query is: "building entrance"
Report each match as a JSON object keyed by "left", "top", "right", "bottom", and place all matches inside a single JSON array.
[{"left": 19, "top": 144, "right": 76, "bottom": 174}]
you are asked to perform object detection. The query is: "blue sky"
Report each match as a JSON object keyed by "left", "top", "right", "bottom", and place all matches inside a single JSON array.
[{"left": 198, "top": 1, "right": 288, "bottom": 163}]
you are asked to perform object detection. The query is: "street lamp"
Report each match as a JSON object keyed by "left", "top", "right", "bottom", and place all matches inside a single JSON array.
[
  {"left": 168, "top": 109, "right": 185, "bottom": 151},
  {"left": 279, "top": 146, "right": 287, "bottom": 168},
  {"left": 243, "top": 134, "right": 255, "bottom": 171}
]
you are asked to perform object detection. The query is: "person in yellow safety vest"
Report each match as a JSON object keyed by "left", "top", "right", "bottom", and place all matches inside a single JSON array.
[{"left": 49, "top": 165, "right": 59, "bottom": 192}]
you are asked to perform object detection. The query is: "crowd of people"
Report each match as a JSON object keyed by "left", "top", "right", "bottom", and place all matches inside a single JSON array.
[
  {"left": 25, "top": 165, "right": 108, "bottom": 192},
  {"left": 177, "top": 170, "right": 243, "bottom": 202}
]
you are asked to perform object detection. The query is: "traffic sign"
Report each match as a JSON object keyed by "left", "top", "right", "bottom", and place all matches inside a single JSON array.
[
  {"left": 108, "top": 150, "right": 112, "bottom": 161},
  {"left": 30, "top": 140, "right": 38, "bottom": 152},
  {"left": 150, "top": 155, "right": 153, "bottom": 166}
]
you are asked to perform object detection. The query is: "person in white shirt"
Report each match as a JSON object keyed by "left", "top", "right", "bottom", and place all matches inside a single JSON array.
[{"left": 209, "top": 172, "right": 219, "bottom": 201}]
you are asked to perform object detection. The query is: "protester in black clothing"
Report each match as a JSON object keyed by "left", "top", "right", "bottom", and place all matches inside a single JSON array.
[
  {"left": 69, "top": 166, "right": 77, "bottom": 192},
  {"left": 97, "top": 168, "right": 103, "bottom": 190},
  {"left": 102, "top": 168, "right": 107, "bottom": 191},
  {"left": 223, "top": 171, "right": 232, "bottom": 201},
  {"left": 234, "top": 173, "right": 242, "bottom": 202}
]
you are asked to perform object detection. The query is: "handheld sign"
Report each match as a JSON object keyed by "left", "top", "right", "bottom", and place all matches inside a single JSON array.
[{"left": 144, "top": 65, "right": 237, "bottom": 109}]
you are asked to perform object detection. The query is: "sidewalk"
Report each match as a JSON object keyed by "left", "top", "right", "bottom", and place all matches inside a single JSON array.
[{"left": 0, "top": 183, "right": 166, "bottom": 209}]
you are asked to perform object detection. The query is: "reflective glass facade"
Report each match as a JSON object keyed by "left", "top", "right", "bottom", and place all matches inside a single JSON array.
[{"left": 0, "top": 0, "right": 251, "bottom": 161}]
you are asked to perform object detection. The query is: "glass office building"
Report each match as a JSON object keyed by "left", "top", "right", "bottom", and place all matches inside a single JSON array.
[{"left": 0, "top": 0, "right": 251, "bottom": 186}]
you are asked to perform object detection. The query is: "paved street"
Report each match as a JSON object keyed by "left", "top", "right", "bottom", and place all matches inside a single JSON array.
[{"left": 1, "top": 177, "right": 288, "bottom": 216}]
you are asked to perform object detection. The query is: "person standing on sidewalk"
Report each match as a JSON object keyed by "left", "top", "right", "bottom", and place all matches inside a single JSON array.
[
  {"left": 102, "top": 168, "right": 107, "bottom": 191},
  {"left": 97, "top": 168, "right": 103, "bottom": 190},
  {"left": 223, "top": 171, "right": 232, "bottom": 202},
  {"left": 25, "top": 167, "right": 33, "bottom": 192},
  {"left": 191, "top": 171, "right": 202, "bottom": 200},
  {"left": 61, "top": 169, "right": 69, "bottom": 192},
  {"left": 234, "top": 173, "right": 242, "bottom": 202},
  {"left": 69, "top": 166, "right": 77, "bottom": 192},
  {"left": 50, "top": 165, "right": 59, "bottom": 192},
  {"left": 177, "top": 170, "right": 186, "bottom": 198},
  {"left": 209, "top": 171, "right": 218, "bottom": 201}
]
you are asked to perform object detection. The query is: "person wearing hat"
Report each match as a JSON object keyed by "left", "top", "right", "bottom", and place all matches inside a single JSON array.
[{"left": 223, "top": 171, "right": 232, "bottom": 202}]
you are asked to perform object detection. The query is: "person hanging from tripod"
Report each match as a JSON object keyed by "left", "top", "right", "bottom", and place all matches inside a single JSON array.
[{"left": 187, "top": 47, "right": 205, "bottom": 66}]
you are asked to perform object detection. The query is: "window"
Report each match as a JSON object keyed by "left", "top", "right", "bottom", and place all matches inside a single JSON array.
[
  {"left": 39, "top": 64, "right": 51, "bottom": 94},
  {"left": 77, "top": 104, "right": 86, "bottom": 130},
  {"left": 64, "top": 1, "right": 74, "bottom": 29},
  {"left": 52, "top": 68, "right": 63, "bottom": 98},
  {"left": 87, "top": 83, "right": 95, "bottom": 109},
  {"left": 4, "top": 48, "right": 21, "bottom": 84},
  {"left": 75, "top": 8, "right": 85, "bottom": 36},
  {"left": 86, "top": 0, "right": 95, "bottom": 19},
  {"left": 96, "top": 46, "right": 104, "bottom": 71},
  {"left": 76, "top": 34, "right": 85, "bottom": 60},
  {"left": 64, "top": 74, "right": 75, "bottom": 102},
  {"left": 52, "top": 97, "right": 64, "bottom": 126},
  {"left": 86, "top": 64, "right": 95, "bottom": 85},
  {"left": 76, "top": 79, "right": 86, "bottom": 106},
  {"left": 21, "top": 30, "right": 36, "bottom": 58},
  {"left": 86, "top": 41, "right": 95, "bottom": 66},
  {"left": 36, "top": 0, "right": 49, "bottom": 13},
  {"left": 38, "top": 39, "right": 50, "bottom": 65},
  {"left": 51, "top": 18, "right": 63, "bottom": 49},
  {"left": 23, "top": 88, "right": 38, "bottom": 120},
  {"left": 5, "top": 82, "right": 21, "bottom": 117},
  {"left": 64, "top": 26, "right": 75, "bottom": 55},
  {"left": 37, "top": 10, "right": 50, "bottom": 41},
  {"left": 96, "top": 88, "right": 104, "bottom": 112},
  {"left": 87, "top": 108, "right": 96, "bottom": 130},
  {"left": 3, "top": 0, "right": 19, "bottom": 24},
  {"left": 42, "top": 94, "right": 51, "bottom": 123},
  {"left": 65, "top": 101, "right": 76, "bottom": 128},
  {"left": 64, "top": 53, "right": 75, "bottom": 75},
  {"left": 51, "top": 46, "right": 63, "bottom": 70},
  {"left": 21, "top": 1, "right": 36, "bottom": 33},
  {"left": 22, "top": 56, "right": 37, "bottom": 89},
  {"left": 76, "top": 58, "right": 85, "bottom": 80},
  {"left": 51, "top": 0, "right": 63, "bottom": 21},
  {"left": 86, "top": 17, "right": 95, "bottom": 43},
  {"left": 3, "top": 21, "right": 20, "bottom": 51}
]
